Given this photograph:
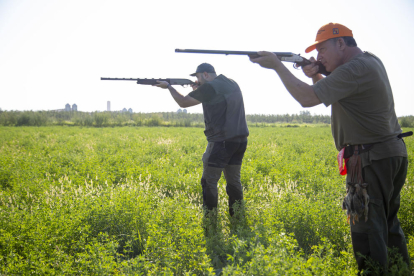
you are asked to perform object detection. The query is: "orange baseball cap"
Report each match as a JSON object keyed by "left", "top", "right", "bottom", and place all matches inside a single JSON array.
[{"left": 305, "top": 23, "right": 353, "bottom": 53}]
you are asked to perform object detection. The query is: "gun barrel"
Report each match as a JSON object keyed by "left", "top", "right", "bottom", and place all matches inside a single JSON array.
[
  {"left": 101, "top": 78, "right": 138, "bottom": 81},
  {"left": 100, "top": 78, "right": 195, "bottom": 86},
  {"left": 175, "top": 49, "right": 295, "bottom": 57}
]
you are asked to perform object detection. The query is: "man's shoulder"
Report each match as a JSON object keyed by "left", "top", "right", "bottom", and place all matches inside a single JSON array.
[
  {"left": 347, "top": 51, "right": 382, "bottom": 68},
  {"left": 334, "top": 51, "right": 383, "bottom": 77},
  {"left": 211, "top": 74, "right": 231, "bottom": 84},
  {"left": 209, "top": 74, "right": 239, "bottom": 91}
]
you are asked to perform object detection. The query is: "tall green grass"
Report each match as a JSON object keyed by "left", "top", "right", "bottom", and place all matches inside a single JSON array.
[{"left": 0, "top": 126, "right": 413, "bottom": 275}]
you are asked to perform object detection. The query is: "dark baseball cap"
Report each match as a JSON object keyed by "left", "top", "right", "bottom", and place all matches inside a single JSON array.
[{"left": 190, "top": 63, "right": 216, "bottom": 76}]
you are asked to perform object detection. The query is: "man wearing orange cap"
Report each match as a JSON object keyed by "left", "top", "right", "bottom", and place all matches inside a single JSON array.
[{"left": 249, "top": 23, "right": 410, "bottom": 272}]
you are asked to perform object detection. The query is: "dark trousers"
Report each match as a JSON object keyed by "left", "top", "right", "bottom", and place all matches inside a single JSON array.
[
  {"left": 201, "top": 140, "right": 247, "bottom": 216},
  {"left": 347, "top": 156, "right": 410, "bottom": 272}
]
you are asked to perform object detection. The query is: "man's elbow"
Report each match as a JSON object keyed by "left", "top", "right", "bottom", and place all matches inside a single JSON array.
[
  {"left": 179, "top": 99, "right": 199, "bottom": 108},
  {"left": 179, "top": 102, "right": 189, "bottom": 108},
  {"left": 300, "top": 101, "right": 314, "bottom": 108},
  {"left": 297, "top": 88, "right": 321, "bottom": 107},
  {"left": 299, "top": 96, "right": 321, "bottom": 108}
]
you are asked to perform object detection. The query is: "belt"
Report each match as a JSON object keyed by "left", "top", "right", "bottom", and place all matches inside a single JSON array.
[
  {"left": 344, "top": 144, "right": 373, "bottom": 159},
  {"left": 343, "top": 131, "right": 413, "bottom": 159}
]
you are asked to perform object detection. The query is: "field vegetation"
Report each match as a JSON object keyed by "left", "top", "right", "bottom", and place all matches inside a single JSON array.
[
  {"left": 0, "top": 110, "right": 332, "bottom": 127},
  {"left": 1, "top": 110, "right": 413, "bottom": 129},
  {"left": 0, "top": 126, "right": 413, "bottom": 275}
]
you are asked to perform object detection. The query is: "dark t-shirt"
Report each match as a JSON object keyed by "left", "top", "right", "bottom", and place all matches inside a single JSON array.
[
  {"left": 189, "top": 83, "right": 218, "bottom": 103},
  {"left": 189, "top": 75, "right": 249, "bottom": 142}
]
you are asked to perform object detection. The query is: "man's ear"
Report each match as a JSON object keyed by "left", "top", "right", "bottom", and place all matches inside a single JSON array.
[
  {"left": 203, "top": 72, "right": 210, "bottom": 79},
  {"left": 338, "top": 38, "right": 346, "bottom": 50}
]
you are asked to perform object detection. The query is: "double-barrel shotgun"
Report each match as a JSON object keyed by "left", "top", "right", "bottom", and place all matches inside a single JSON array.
[{"left": 174, "top": 49, "right": 330, "bottom": 76}]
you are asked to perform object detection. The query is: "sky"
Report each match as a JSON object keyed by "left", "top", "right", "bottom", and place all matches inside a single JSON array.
[{"left": 0, "top": 0, "right": 413, "bottom": 116}]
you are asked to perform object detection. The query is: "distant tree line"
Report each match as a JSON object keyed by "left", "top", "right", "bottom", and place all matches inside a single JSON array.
[
  {"left": 0, "top": 110, "right": 412, "bottom": 128},
  {"left": 0, "top": 110, "right": 205, "bottom": 127},
  {"left": 399, "top": 115, "right": 414, "bottom": 128},
  {"left": 248, "top": 111, "right": 330, "bottom": 124}
]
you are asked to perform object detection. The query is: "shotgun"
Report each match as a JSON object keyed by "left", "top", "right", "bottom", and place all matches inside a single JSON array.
[
  {"left": 100, "top": 78, "right": 195, "bottom": 86},
  {"left": 175, "top": 49, "right": 330, "bottom": 76}
]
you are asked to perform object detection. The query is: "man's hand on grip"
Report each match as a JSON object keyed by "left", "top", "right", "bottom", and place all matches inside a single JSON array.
[
  {"left": 191, "top": 81, "right": 200, "bottom": 91},
  {"left": 302, "top": 57, "right": 320, "bottom": 78}
]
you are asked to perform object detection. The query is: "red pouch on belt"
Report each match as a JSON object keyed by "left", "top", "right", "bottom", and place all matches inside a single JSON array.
[{"left": 337, "top": 148, "right": 349, "bottom": 175}]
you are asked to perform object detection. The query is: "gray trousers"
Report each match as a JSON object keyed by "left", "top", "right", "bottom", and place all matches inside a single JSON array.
[
  {"left": 201, "top": 141, "right": 246, "bottom": 216},
  {"left": 347, "top": 156, "right": 410, "bottom": 272},
  {"left": 201, "top": 163, "right": 243, "bottom": 216}
]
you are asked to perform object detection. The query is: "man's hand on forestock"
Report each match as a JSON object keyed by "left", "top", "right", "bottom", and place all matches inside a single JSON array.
[
  {"left": 153, "top": 81, "right": 170, "bottom": 89},
  {"left": 249, "top": 51, "right": 282, "bottom": 70}
]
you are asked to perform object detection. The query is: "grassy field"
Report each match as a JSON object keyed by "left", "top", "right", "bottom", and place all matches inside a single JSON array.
[{"left": 0, "top": 126, "right": 413, "bottom": 275}]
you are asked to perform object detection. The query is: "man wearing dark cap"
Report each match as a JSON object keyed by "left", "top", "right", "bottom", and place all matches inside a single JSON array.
[
  {"left": 154, "top": 63, "right": 249, "bottom": 220},
  {"left": 248, "top": 23, "right": 411, "bottom": 273}
]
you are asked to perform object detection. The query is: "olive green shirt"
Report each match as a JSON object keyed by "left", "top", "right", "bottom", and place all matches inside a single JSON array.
[{"left": 313, "top": 52, "right": 407, "bottom": 166}]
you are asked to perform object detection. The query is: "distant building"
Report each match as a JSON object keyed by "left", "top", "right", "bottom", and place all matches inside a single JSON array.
[
  {"left": 72, "top": 104, "right": 77, "bottom": 111},
  {"left": 107, "top": 101, "right": 111, "bottom": 111},
  {"left": 177, "top": 109, "right": 182, "bottom": 113},
  {"left": 65, "top": 103, "right": 71, "bottom": 111},
  {"left": 128, "top": 108, "right": 133, "bottom": 114},
  {"left": 122, "top": 108, "right": 127, "bottom": 113},
  {"left": 183, "top": 109, "right": 187, "bottom": 114}
]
